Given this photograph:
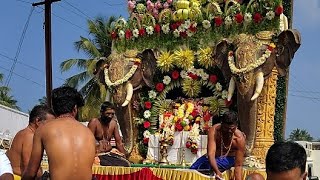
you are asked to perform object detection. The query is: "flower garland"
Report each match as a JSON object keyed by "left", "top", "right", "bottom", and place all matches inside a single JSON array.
[
  {"left": 227, "top": 43, "right": 275, "bottom": 75},
  {"left": 104, "top": 58, "right": 141, "bottom": 87}
]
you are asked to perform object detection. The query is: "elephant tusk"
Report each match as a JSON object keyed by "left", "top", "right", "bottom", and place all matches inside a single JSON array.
[
  {"left": 122, "top": 82, "right": 133, "bottom": 107},
  {"left": 251, "top": 72, "right": 264, "bottom": 101},
  {"left": 227, "top": 77, "right": 236, "bottom": 101}
]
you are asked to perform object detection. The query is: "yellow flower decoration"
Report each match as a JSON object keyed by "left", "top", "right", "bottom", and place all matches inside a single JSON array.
[
  {"left": 173, "top": 48, "right": 195, "bottom": 70},
  {"left": 197, "top": 47, "right": 214, "bottom": 68},
  {"left": 157, "top": 51, "right": 175, "bottom": 72},
  {"left": 182, "top": 79, "right": 201, "bottom": 97}
]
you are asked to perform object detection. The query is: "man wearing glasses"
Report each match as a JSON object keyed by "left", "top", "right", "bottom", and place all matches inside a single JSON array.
[{"left": 87, "top": 102, "right": 126, "bottom": 155}]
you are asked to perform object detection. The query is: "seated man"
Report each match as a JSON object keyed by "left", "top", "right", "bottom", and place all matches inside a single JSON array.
[
  {"left": 0, "top": 151, "right": 13, "bottom": 180},
  {"left": 22, "top": 86, "right": 96, "bottom": 180},
  {"left": 266, "top": 141, "right": 307, "bottom": 180},
  {"left": 190, "top": 111, "right": 245, "bottom": 180},
  {"left": 87, "top": 102, "right": 126, "bottom": 155},
  {"left": 6, "top": 105, "right": 55, "bottom": 180}
]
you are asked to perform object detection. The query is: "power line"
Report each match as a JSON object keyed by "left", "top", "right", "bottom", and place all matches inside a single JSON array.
[
  {"left": 289, "top": 74, "right": 320, "bottom": 103},
  {"left": 289, "top": 90, "right": 320, "bottom": 94},
  {"left": 0, "top": 52, "right": 65, "bottom": 82},
  {"left": 57, "top": 3, "right": 88, "bottom": 20},
  {"left": 104, "top": 1, "right": 125, "bottom": 6},
  {"left": 5, "top": 6, "right": 34, "bottom": 86},
  {"left": 63, "top": 0, "right": 92, "bottom": 20},
  {"left": 289, "top": 94, "right": 320, "bottom": 100}
]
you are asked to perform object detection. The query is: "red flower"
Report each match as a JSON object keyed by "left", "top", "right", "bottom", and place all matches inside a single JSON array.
[
  {"left": 191, "top": 148, "right": 198, "bottom": 154},
  {"left": 156, "top": 83, "right": 165, "bottom": 92},
  {"left": 275, "top": 6, "right": 283, "bottom": 16},
  {"left": 235, "top": 13, "right": 244, "bottom": 23},
  {"left": 170, "top": 23, "right": 178, "bottom": 30},
  {"left": 139, "top": 28, "right": 146, "bottom": 36},
  {"left": 186, "top": 141, "right": 192, "bottom": 148},
  {"left": 203, "top": 112, "right": 211, "bottom": 122},
  {"left": 143, "top": 138, "right": 149, "bottom": 144},
  {"left": 267, "top": 45, "right": 275, "bottom": 52},
  {"left": 111, "top": 31, "right": 117, "bottom": 39},
  {"left": 215, "top": 17, "right": 223, "bottom": 27},
  {"left": 191, "top": 109, "right": 198, "bottom": 117},
  {"left": 175, "top": 123, "right": 183, "bottom": 131},
  {"left": 188, "top": 24, "right": 197, "bottom": 32},
  {"left": 225, "top": 99, "right": 233, "bottom": 107},
  {"left": 176, "top": 21, "right": 182, "bottom": 27},
  {"left": 144, "top": 101, "right": 152, "bottom": 109},
  {"left": 179, "top": 31, "right": 187, "bottom": 38},
  {"left": 253, "top": 13, "right": 263, "bottom": 23},
  {"left": 171, "top": 70, "right": 180, "bottom": 80},
  {"left": 143, "top": 121, "right": 151, "bottom": 129},
  {"left": 125, "top": 29, "right": 132, "bottom": 39},
  {"left": 188, "top": 73, "right": 198, "bottom": 80},
  {"left": 209, "top": 75, "right": 218, "bottom": 84},
  {"left": 154, "top": 24, "right": 161, "bottom": 33}
]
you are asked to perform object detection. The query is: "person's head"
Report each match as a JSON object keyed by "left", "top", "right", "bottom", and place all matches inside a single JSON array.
[
  {"left": 266, "top": 141, "right": 307, "bottom": 180},
  {"left": 220, "top": 111, "right": 238, "bottom": 135},
  {"left": 51, "top": 86, "right": 84, "bottom": 118},
  {"left": 29, "top": 105, "right": 55, "bottom": 128},
  {"left": 100, "top": 101, "right": 115, "bottom": 124},
  {"left": 246, "top": 173, "right": 265, "bottom": 180}
]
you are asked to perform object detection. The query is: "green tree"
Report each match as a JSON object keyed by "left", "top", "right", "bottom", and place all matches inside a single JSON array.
[
  {"left": 38, "top": 96, "right": 47, "bottom": 105},
  {"left": 60, "top": 16, "right": 116, "bottom": 121},
  {"left": 288, "top": 128, "right": 313, "bottom": 141},
  {"left": 0, "top": 73, "right": 20, "bottom": 110}
]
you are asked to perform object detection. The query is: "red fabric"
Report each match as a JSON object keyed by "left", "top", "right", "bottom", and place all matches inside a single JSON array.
[{"left": 92, "top": 168, "right": 163, "bottom": 180}]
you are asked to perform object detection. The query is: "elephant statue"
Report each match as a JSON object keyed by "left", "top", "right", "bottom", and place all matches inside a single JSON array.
[
  {"left": 213, "top": 29, "right": 301, "bottom": 154},
  {"left": 94, "top": 49, "right": 157, "bottom": 155}
]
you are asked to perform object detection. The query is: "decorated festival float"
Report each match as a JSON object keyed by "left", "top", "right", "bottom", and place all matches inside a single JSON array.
[{"left": 93, "top": 0, "right": 301, "bottom": 179}]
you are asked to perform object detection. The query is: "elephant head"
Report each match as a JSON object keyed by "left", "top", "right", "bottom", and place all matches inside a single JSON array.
[
  {"left": 213, "top": 29, "right": 301, "bottom": 154},
  {"left": 94, "top": 49, "right": 157, "bottom": 153}
]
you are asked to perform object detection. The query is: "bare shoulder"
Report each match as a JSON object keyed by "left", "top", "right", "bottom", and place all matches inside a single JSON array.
[
  {"left": 88, "top": 118, "right": 100, "bottom": 125},
  {"left": 234, "top": 129, "right": 245, "bottom": 144},
  {"left": 209, "top": 124, "right": 220, "bottom": 133}
]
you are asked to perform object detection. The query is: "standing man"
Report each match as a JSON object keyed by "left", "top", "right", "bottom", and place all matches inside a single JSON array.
[
  {"left": 0, "top": 151, "right": 13, "bottom": 180},
  {"left": 87, "top": 101, "right": 126, "bottom": 155},
  {"left": 6, "top": 105, "right": 55, "bottom": 179},
  {"left": 191, "top": 111, "right": 246, "bottom": 180},
  {"left": 266, "top": 141, "right": 307, "bottom": 180},
  {"left": 22, "top": 86, "right": 96, "bottom": 180}
]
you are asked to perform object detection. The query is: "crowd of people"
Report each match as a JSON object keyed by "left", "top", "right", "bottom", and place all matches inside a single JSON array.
[{"left": 0, "top": 86, "right": 309, "bottom": 180}]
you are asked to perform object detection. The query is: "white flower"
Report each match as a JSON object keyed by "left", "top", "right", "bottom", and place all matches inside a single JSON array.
[
  {"left": 244, "top": 13, "right": 252, "bottom": 23},
  {"left": 183, "top": 118, "right": 190, "bottom": 125},
  {"left": 173, "top": 29, "right": 180, "bottom": 37},
  {"left": 163, "top": 75, "right": 171, "bottom": 85},
  {"left": 187, "top": 30, "right": 193, "bottom": 37},
  {"left": 146, "top": 26, "right": 154, "bottom": 35},
  {"left": 216, "top": 82, "right": 223, "bottom": 91},
  {"left": 178, "top": 24, "right": 188, "bottom": 31},
  {"left": 180, "top": 70, "right": 187, "bottom": 78},
  {"left": 184, "top": 20, "right": 191, "bottom": 27},
  {"left": 144, "top": 110, "right": 151, "bottom": 118},
  {"left": 225, "top": 16, "right": 233, "bottom": 25},
  {"left": 196, "top": 69, "right": 204, "bottom": 76},
  {"left": 148, "top": 90, "right": 157, "bottom": 99},
  {"left": 118, "top": 30, "right": 125, "bottom": 39},
  {"left": 221, "top": 90, "right": 228, "bottom": 99},
  {"left": 192, "top": 22, "right": 197, "bottom": 27},
  {"left": 202, "top": 73, "right": 209, "bottom": 81},
  {"left": 266, "top": 11, "right": 275, "bottom": 20},
  {"left": 162, "top": 24, "right": 170, "bottom": 34},
  {"left": 143, "top": 130, "right": 151, "bottom": 138},
  {"left": 202, "top": 20, "right": 211, "bottom": 29},
  {"left": 132, "top": 29, "right": 139, "bottom": 38}
]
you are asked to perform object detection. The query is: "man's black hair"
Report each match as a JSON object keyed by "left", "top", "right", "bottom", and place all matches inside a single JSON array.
[
  {"left": 51, "top": 86, "right": 84, "bottom": 116},
  {"left": 221, "top": 111, "right": 238, "bottom": 125},
  {"left": 100, "top": 101, "right": 115, "bottom": 112},
  {"left": 29, "top": 105, "right": 54, "bottom": 123},
  {"left": 266, "top": 141, "right": 306, "bottom": 174}
]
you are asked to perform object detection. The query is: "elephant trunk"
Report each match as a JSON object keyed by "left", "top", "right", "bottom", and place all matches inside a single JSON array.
[
  {"left": 250, "top": 72, "right": 264, "bottom": 101},
  {"left": 227, "top": 77, "right": 236, "bottom": 101},
  {"left": 122, "top": 82, "right": 133, "bottom": 107}
]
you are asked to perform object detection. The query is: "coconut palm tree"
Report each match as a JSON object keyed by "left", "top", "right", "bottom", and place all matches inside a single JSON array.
[
  {"left": 0, "top": 73, "right": 20, "bottom": 110},
  {"left": 288, "top": 128, "right": 313, "bottom": 142},
  {"left": 60, "top": 16, "right": 116, "bottom": 121}
]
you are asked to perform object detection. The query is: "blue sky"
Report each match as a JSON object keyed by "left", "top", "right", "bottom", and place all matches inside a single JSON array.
[{"left": 0, "top": 0, "right": 319, "bottom": 139}]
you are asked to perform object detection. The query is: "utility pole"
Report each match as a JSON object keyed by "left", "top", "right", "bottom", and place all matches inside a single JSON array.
[{"left": 32, "top": 0, "right": 60, "bottom": 108}]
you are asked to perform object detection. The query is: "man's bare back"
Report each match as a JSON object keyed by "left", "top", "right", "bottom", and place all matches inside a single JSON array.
[{"left": 41, "top": 118, "right": 95, "bottom": 180}]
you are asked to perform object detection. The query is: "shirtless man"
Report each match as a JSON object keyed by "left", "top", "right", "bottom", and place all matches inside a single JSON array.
[
  {"left": 6, "top": 105, "right": 55, "bottom": 179},
  {"left": 22, "top": 86, "right": 96, "bottom": 180},
  {"left": 87, "top": 101, "right": 126, "bottom": 155},
  {"left": 191, "top": 111, "right": 245, "bottom": 180}
]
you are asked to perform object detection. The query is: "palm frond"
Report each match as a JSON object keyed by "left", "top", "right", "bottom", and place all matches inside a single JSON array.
[
  {"left": 60, "top": 59, "right": 89, "bottom": 72},
  {"left": 74, "top": 37, "right": 101, "bottom": 58},
  {"left": 64, "top": 71, "right": 91, "bottom": 88}
]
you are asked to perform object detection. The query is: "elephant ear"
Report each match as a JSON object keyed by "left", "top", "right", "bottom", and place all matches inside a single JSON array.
[
  {"left": 140, "top": 49, "right": 157, "bottom": 88},
  {"left": 213, "top": 40, "right": 232, "bottom": 81},
  {"left": 276, "top": 29, "right": 301, "bottom": 76}
]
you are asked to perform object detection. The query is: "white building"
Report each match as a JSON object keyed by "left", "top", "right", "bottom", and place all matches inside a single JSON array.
[{"left": 296, "top": 141, "right": 320, "bottom": 179}]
